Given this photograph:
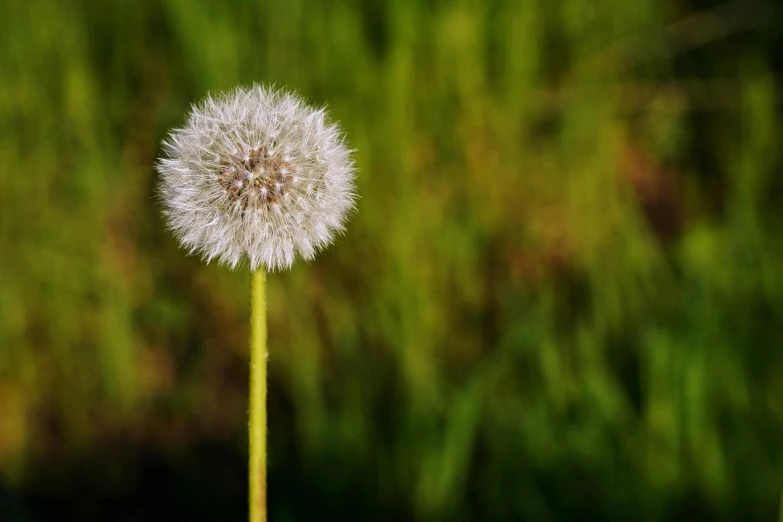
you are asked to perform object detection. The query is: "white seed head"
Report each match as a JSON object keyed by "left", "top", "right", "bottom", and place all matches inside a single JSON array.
[{"left": 156, "top": 84, "right": 356, "bottom": 271}]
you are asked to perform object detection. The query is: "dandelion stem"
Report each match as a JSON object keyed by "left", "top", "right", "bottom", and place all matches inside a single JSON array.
[{"left": 249, "top": 269, "right": 267, "bottom": 522}]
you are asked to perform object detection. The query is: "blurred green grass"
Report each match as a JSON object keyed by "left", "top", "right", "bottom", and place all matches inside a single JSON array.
[{"left": 0, "top": 0, "right": 782, "bottom": 520}]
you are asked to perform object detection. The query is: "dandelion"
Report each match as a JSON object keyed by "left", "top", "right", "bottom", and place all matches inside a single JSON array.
[
  {"left": 156, "top": 84, "right": 356, "bottom": 522},
  {"left": 157, "top": 84, "right": 356, "bottom": 271}
]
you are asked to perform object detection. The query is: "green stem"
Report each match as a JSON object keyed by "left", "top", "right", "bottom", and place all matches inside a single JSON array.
[{"left": 250, "top": 269, "right": 267, "bottom": 522}]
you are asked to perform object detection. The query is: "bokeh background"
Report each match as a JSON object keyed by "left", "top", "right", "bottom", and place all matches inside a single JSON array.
[{"left": 1, "top": 0, "right": 782, "bottom": 520}]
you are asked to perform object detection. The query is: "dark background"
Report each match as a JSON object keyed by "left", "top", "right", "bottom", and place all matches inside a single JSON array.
[{"left": 1, "top": 0, "right": 783, "bottom": 520}]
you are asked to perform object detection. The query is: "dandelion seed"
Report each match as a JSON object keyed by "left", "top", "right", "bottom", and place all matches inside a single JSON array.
[{"left": 156, "top": 84, "right": 356, "bottom": 271}]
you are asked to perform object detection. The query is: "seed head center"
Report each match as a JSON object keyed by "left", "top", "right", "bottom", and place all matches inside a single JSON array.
[{"left": 218, "top": 146, "right": 295, "bottom": 208}]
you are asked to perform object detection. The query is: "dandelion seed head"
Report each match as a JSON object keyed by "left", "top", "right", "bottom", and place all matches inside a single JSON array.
[{"left": 156, "top": 84, "right": 356, "bottom": 271}]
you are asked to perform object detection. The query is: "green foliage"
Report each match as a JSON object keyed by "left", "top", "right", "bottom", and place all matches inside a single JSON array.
[{"left": 0, "top": 0, "right": 781, "bottom": 520}]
